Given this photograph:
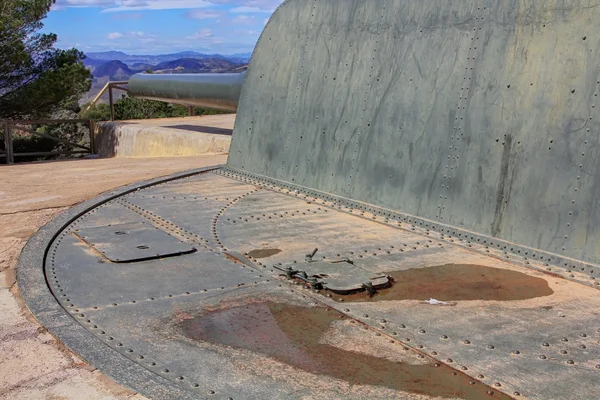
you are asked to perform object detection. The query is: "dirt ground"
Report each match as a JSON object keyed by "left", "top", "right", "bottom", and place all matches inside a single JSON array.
[{"left": 0, "top": 154, "right": 226, "bottom": 399}]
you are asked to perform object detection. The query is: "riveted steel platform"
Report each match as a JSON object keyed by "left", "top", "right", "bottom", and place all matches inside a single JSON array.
[{"left": 18, "top": 167, "right": 600, "bottom": 400}]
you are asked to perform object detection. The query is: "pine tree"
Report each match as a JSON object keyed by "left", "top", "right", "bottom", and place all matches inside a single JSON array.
[{"left": 0, "top": 0, "right": 92, "bottom": 119}]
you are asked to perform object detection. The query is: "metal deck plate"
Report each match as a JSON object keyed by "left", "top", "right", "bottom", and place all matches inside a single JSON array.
[
  {"left": 19, "top": 169, "right": 600, "bottom": 400},
  {"left": 74, "top": 222, "right": 196, "bottom": 263}
]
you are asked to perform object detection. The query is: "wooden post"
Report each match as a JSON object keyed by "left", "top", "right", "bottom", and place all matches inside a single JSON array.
[
  {"left": 109, "top": 84, "right": 115, "bottom": 121},
  {"left": 188, "top": 106, "right": 195, "bottom": 116},
  {"left": 4, "top": 120, "right": 13, "bottom": 164},
  {"left": 88, "top": 119, "right": 96, "bottom": 155}
]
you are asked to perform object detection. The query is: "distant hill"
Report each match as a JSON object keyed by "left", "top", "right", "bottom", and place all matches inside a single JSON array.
[
  {"left": 85, "top": 51, "right": 131, "bottom": 61},
  {"left": 92, "top": 60, "right": 134, "bottom": 80},
  {"left": 152, "top": 58, "right": 241, "bottom": 73},
  {"left": 82, "top": 57, "right": 108, "bottom": 73},
  {"left": 130, "top": 63, "right": 155, "bottom": 72},
  {"left": 84, "top": 50, "right": 251, "bottom": 67}
]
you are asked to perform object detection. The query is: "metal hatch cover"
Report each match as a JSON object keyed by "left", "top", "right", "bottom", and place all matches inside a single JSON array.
[{"left": 74, "top": 222, "right": 196, "bottom": 262}]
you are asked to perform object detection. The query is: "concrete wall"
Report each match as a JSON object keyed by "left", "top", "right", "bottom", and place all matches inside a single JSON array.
[
  {"left": 228, "top": 0, "right": 600, "bottom": 264},
  {"left": 96, "top": 118, "right": 232, "bottom": 158}
]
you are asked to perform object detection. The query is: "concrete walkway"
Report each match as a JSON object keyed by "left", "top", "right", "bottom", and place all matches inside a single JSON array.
[{"left": 0, "top": 155, "right": 226, "bottom": 399}]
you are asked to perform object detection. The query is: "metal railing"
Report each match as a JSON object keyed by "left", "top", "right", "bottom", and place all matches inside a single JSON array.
[
  {"left": 1, "top": 119, "right": 95, "bottom": 164},
  {"left": 83, "top": 81, "right": 129, "bottom": 121},
  {"left": 83, "top": 80, "right": 198, "bottom": 121}
]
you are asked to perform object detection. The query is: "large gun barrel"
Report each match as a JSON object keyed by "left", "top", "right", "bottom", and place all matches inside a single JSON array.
[{"left": 127, "top": 72, "right": 245, "bottom": 112}]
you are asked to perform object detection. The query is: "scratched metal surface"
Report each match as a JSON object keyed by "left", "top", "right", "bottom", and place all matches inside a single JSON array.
[
  {"left": 41, "top": 170, "right": 600, "bottom": 400},
  {"left": 229, "top": 0, "right": 600, "bottom": 265}
]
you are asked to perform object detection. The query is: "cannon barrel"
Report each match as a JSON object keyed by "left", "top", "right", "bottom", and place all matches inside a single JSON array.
[{"left": 127, "top": 72, "right": 245, "bottom": 112}]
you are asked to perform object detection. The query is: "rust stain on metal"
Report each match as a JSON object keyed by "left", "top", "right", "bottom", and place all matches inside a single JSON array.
[
  {"left": 328, "top": 264, "right": 554, "bottom": 302},
  {"left": 247, "top": 248, "right": 282, "bottom": 259},
  {"left": 224, "top": 253, "right": 245, "bottom": 263},
  {"left": 178, "top": 301, "right": 512, "bottom": 399}
]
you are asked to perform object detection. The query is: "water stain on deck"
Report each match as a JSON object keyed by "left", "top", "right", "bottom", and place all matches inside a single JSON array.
[
  {"left": 179, "top": 302, "right": 511, "bottom": 399},
  {"left": 247, "top": 248, "right": 281, "bottom": 258},
  {"left": 330, "top": 264, "right": 554, "bottom": 302}
]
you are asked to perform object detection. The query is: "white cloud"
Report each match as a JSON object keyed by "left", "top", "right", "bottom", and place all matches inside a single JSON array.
[
  {"left": 54, "top": 0, "right": 283, "bottom": 13},
  {"left": 107, "top": 32, "right": 124, "bottom": 39},
  {"left": 104, "top": 0, "right": 213, "bottom": 12},
  {"left": 232, "top": 15, "right": 254, "bottom": 24},
  {"left": 55, "top": 0, "right": 115, "bottom": 6},
  {"left": 108, "top": 31, "right": 154, "bottom": 40},
  {"left": 186, "top": 10, "right": 220, "bottom": 19},
  {"left": 186, "top": 28, "right": 214, "bottom": 40},
  {"left": 230, "top": 6, "right": 273, "bottom": 13},
  {"left": 54, "top": 0, "right": 214, "bottom": 12}
]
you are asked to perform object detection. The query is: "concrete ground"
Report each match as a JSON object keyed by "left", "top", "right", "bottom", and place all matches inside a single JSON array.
[{"left": 0, "top": 155, "right": 226, "bottom": 399}]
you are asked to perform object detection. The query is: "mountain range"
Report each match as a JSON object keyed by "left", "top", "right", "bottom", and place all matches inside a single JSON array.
[
  {"left": 84, "top": 51, "right": 249, "bottom": 78},
  {"left": 86, "top": 51, "right": 251, "bottom": 67}
]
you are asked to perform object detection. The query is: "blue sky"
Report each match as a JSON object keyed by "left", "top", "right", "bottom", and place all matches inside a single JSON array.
[{"left": 44, "top": 0, "right": 285, "bottom": 55}]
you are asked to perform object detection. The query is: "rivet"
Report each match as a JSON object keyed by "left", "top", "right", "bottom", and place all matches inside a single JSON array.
[
  {"left": 513, "top": 350, "right": 521, "bottom": 355},
  {"left": 363, "top": 314, "right": 369, "bottom": 318},
  {"left": 539, "top": 355, "right": 547, "bottom": 360},
  {"left": 446, "top": 358, "right": 453, "bottom": 363},
  {"left": 495, "top": 383, "right": 501, "bottom": 387},
  {"left": 477, "top": 374, "right": 484, "bottom": 379},
  {"left": 542, "top": 342, "right": 550, "bottom": 347},
  {"left": 461, "top": 366, "right": 468, "bottom": 370},
  {"left": 463, "top": 340, "right": 471, "bottom": 344},
  {"left": 441, "top": 335, "right": 448, "bottom": 339},
  {"left": 487, "top": 345, "right": 495, "bottom": 349},
  {"left": 567, "top": 360, "right": 575, "bottom": 365},
  {"left": 208, "top": 390, "right": 216, "bottom": 395}
]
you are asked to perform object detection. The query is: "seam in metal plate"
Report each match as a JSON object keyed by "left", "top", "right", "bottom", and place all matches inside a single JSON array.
[{"left": 74, "top": 222, "right": 196, "bottom": 263}]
